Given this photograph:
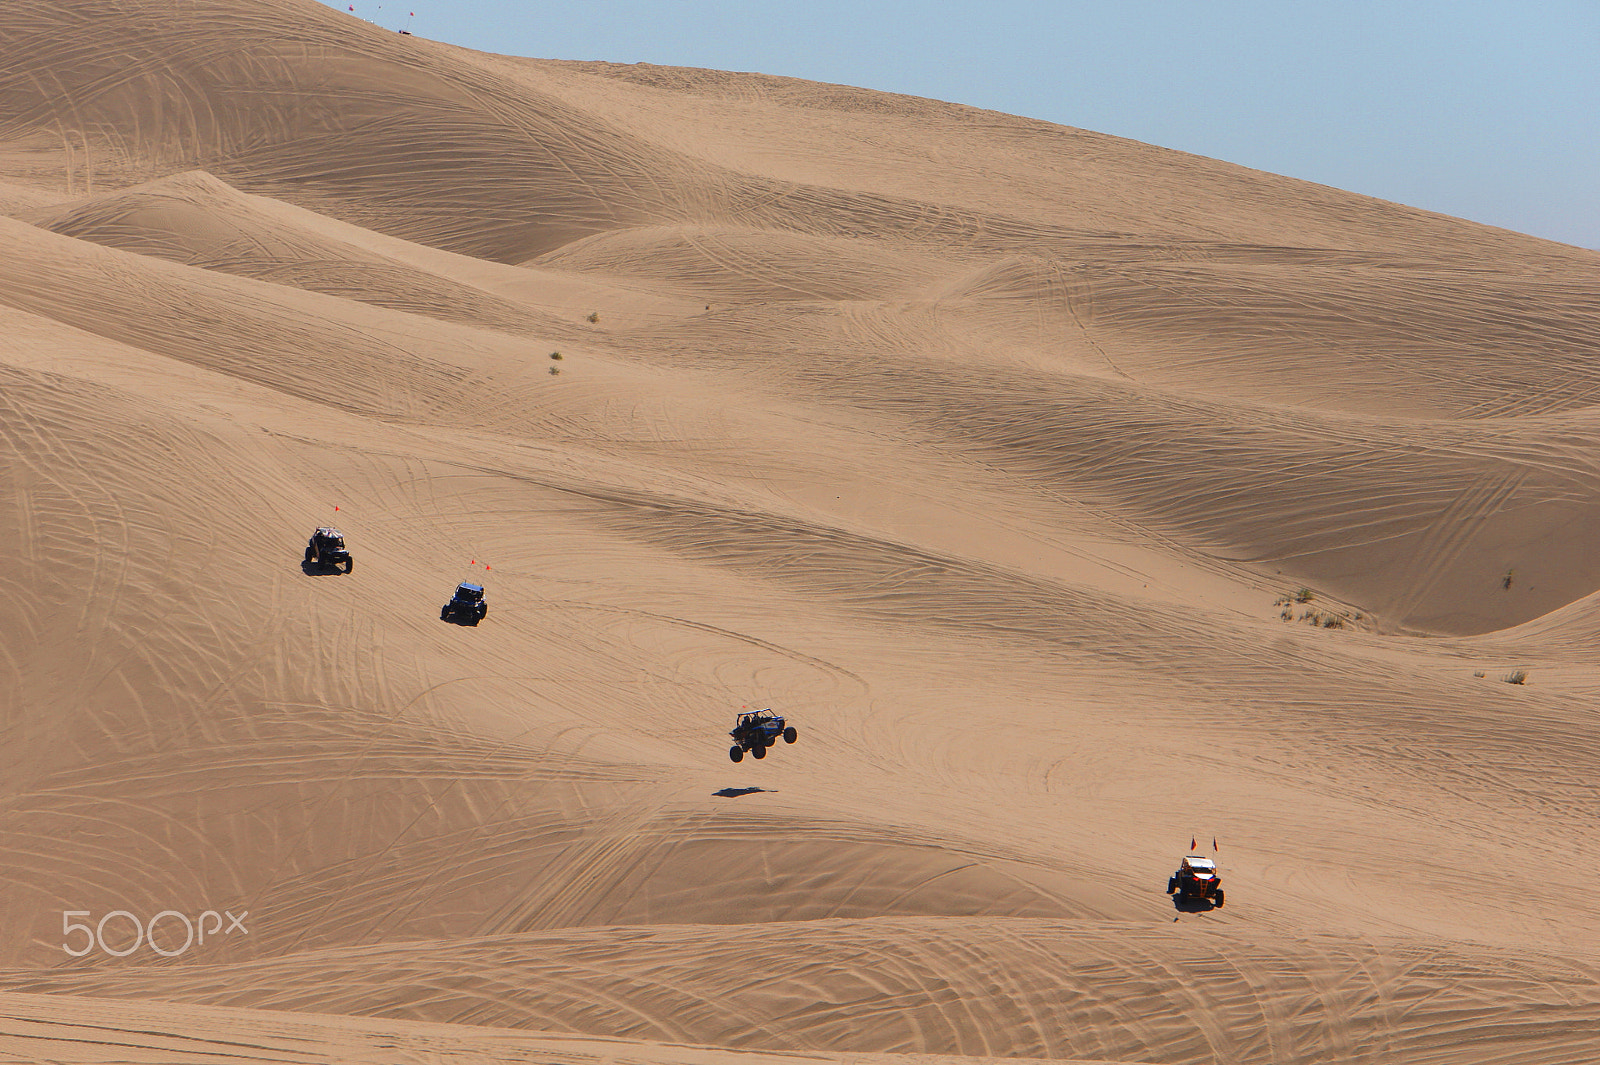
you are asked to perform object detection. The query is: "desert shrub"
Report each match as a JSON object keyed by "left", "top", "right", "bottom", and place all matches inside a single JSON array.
[{"left": 1275, "top": 591, "right": 1361, "bottom": 631}]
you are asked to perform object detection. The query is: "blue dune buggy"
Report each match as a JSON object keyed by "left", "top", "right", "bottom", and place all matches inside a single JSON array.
[{"left": 729, "top": 709, "right": 797, "bottom": 762}]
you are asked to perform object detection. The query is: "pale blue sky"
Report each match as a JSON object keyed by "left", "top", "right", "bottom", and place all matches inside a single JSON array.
[{"left": 325, "top": 1, "right": 1599, "bottom": 249}]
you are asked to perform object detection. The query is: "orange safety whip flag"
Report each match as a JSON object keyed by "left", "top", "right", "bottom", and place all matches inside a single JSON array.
[
  {"left": 1213, "top": 837, "right": 1219, "bottom": 852},
  {"left": 1191, "top": 837, "right": 1197, "bottom": 850}
]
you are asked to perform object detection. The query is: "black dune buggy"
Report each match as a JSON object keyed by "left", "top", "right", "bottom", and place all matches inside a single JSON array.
[
  {"left": 440, "top": 582, "right": 488, "bottom": 624},
  {"left": 305, "top": 527, "right": 353, "bottom": 572},
  {"left": 729, "top": 709, "right": 797, "bottom": 762},
  {"left": 1167, "top": 855, "right": 1225, "bottom": 907}
]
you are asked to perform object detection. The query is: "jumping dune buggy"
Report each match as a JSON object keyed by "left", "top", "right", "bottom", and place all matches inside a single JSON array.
[
  {"left": 440, "top": 582, "right": 488, "bottom": 624},
  {"left": 305, "top": 527, "right": 353, "bottom": 572},
  {"left": 1167, "top": 855, "right": 1225, "bottom": 907},
  {"left": 729, "top": 709, "right": 797, "bottom": 762}
]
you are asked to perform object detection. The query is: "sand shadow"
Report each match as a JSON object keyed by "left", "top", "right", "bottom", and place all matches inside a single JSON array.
[
  {"left": 1170, "top": 893, "right": 1221, "bottom": 913},
  {"left": 439, "top": 613, "right": 483, "bottom": 626},
  {"left": 300, "top": 559, "right": 345, "bottom": 576},
  {"left": 714, "top": 787, "right": 770, "bottom": 798}
]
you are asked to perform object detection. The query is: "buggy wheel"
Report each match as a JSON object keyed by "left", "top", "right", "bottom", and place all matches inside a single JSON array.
[
  {"left": 1166, "top": 876, "right": 1178, "bottom": 895},
  {"left": 1213, "top": 888, "right": 1224, "bottom": 908},
  {"left": 751, "top": 742, "right": 766, "bottom": 759},
  {"left": 305, "top": 546, "right": 314, "bottom": 562},
  {"left": 478, "top": 604, "right": 488, "bottom": 618},
  {"left": 344, "top": 558, "right": 354, "bottom": 573},
  {"left": 783, "top": 726, "right": 797, "bottom": 744},
  {"left": 730, "top": 745, "right": 744, "bottom": 763},
  {"left": 440, "top": 607, "right": 451, "bottom": 621}
]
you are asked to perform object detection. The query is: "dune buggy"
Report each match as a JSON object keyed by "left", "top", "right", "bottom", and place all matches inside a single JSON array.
[
  {"left": 441, "top": 582, "right": 488, "bottom": 624},
  {"left": 305, "top": 527, "right": 353, "bottom": 572},
  {"left": 1167, "top": 855, "right": 1224, "bottom": 907},
  {"left": 729, "top": 709, "right": 797, "bottom": 762}
]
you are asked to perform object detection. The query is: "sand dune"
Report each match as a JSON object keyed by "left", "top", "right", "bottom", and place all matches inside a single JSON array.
[
  {"left": 533, "top": 224, "right": 951, "bottom": 302},
  {"left": 19, "top": 169, "right": 589, "bottom": 334},
  {"left": 11, "top": 921, "right": 1600, "bottom": 1063},
  {"left": 0, "top": 993, "right": 1134, "bottom": 1065},
  {"left": 2, "top": 1, "right": 1598, "bottom": 1063}
]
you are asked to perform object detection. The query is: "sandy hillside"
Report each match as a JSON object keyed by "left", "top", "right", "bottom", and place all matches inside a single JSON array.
[{"left": 2, "top": 1, "right": 1599, "bottom": 1063}]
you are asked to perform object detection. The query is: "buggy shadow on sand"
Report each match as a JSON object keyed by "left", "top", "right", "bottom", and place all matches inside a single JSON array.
[{"left": 1171, "top": 893, "right": 1221, "bottom": 913}]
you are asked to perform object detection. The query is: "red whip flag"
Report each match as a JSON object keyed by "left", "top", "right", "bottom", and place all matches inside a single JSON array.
[
  {"left": 1191, "top": 837, "right": 1197, "bottom": 850},
  {"left": 1213, "top": 837, "right": 1218, "bottom": 852}
]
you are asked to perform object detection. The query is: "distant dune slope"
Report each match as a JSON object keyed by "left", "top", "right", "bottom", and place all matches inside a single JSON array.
[
  {"left": 9, "top": 0, "right": 1594, "bottom": 268},
  {"left": 3, "top": 3, "right": 1600, "bottom": 1065},
  {"left": 937, "top": 251, "right": 1600, "bottom": 416},
  {"left": 19, "top": 169, "right": 576, "bottom": 334},
  {"left": 0, "top": 0, "right": 692, "bottom": 258}
]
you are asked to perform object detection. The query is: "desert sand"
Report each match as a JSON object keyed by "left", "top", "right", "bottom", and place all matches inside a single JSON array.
[{"left": 1, "top": 1, "right": 1599, "bottom": 1062}]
